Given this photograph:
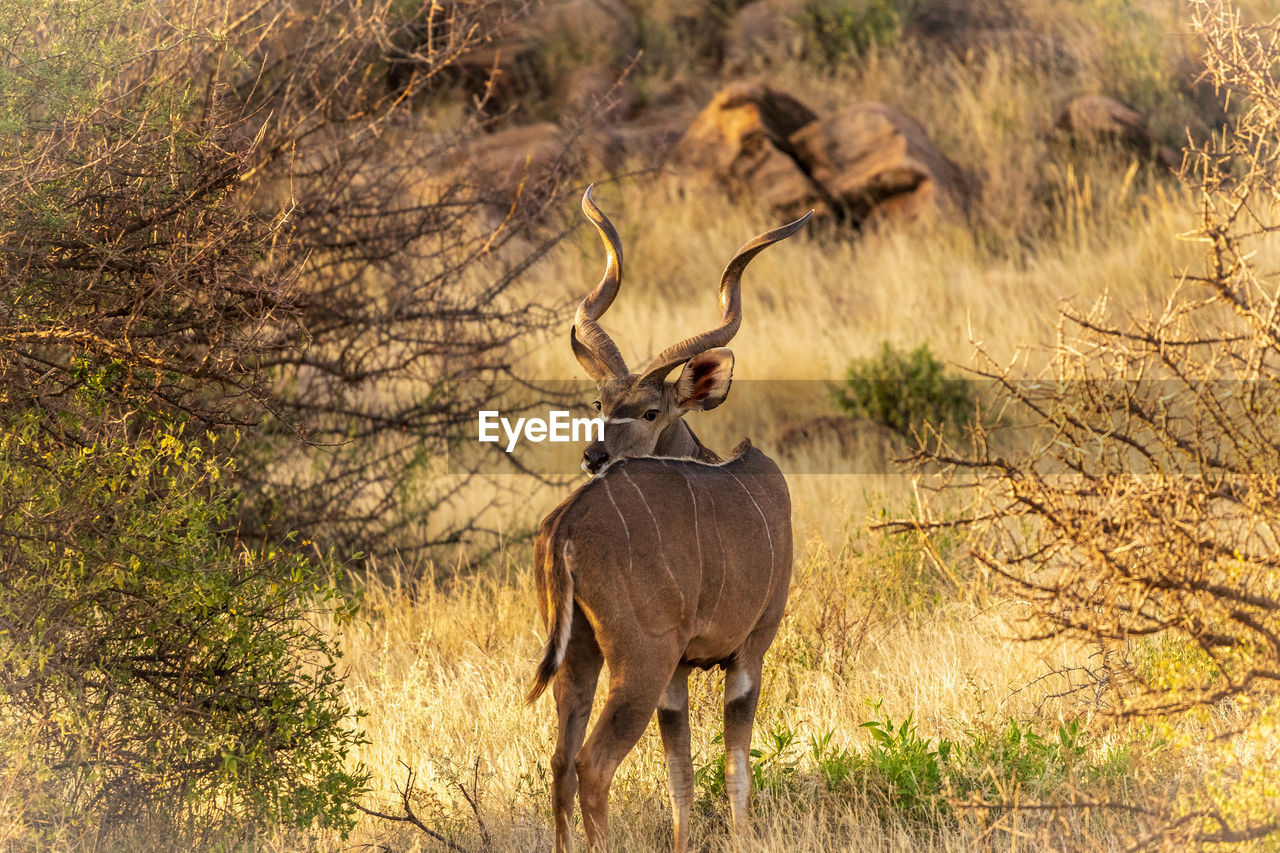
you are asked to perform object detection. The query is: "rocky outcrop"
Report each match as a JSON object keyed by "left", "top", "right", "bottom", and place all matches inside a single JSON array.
[
  {"left": 1055, "top": 94, "right": 1179, "bottom": 168},
  {"left": 1056, "top": 95, "right": 1150, "bottom": 150},
  {"left": 790, "top": 103, "right": 969, "bottom": 224},
  {"left": 672, "top": 82, "right": 818, "bottom": 168},
  {"left": 671, "top": 83, "right": 968, "bottom": 228},
  {"left": 670, "top": 82, "right": 820, "bottom": 214}
]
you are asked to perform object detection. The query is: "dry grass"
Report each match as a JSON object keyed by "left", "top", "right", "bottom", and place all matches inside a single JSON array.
[
  {"left": 428, "top": 152, "right": 1201, "bottom": 548},
  {"left": 313, "top": 536, "right": 1142, "bottom": 852},
  {"left": 297, "top": 208, "right": 1213, "bottom": 847},
  {"left": 283, "top": 2, "right": 1280, "bottom": 850}
]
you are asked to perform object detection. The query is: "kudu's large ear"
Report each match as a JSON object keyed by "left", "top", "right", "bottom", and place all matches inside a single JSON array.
[{"left": 675, "top": 348, "right": 734, "bottom": 411}]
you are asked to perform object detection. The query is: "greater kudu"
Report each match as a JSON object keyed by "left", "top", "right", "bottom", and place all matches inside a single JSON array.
[{"left": 528, "top": 187, "right": 810, "bottom": 852}]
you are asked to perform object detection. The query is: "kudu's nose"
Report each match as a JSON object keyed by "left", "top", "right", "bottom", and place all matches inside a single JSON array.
[{"left": 582, "top": 446, "right": 608, "bottom": 474}]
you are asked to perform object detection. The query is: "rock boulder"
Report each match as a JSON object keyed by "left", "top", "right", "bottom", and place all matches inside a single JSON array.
[
  {"left": 789, "top": 102, "right": 969, "bottom": 224},
  {"left": 1056, "top": 94, "right": 1152, "bottom": 151},
  {"left": 672, "top": 84, "right": 968, "bottom": 228},
  {"left": 670, "top": 82, "right": 820, "bottom": 214},
  {"left": 1055, "top": 94, "right": 1179, "bottom": 169}
]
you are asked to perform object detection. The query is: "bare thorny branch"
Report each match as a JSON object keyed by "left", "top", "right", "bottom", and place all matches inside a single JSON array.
[
  {"left": 2, "top": 0, "right": 595, "bottom": 559},
  {"left": 886, "top": 1, "right": 1280, "bottom": 844},
  {"left": 355, "top": 758, "right": 494, "bottom": 853},
  {"left": 353, "top": 761, "right": 471, "bottom": 853}
]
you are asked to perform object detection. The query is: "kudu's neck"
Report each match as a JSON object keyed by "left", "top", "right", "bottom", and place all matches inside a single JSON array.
[{"left": 654, "top": 419, "right": 721, "bottom": 463}]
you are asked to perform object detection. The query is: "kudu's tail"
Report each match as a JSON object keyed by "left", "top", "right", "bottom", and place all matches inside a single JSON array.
[{"left": 527, "top": 538, "right": 574, "bottom": 704}]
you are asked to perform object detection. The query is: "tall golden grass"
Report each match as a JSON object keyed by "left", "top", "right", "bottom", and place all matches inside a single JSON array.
[
  {"left": 321, "top": 544, "right": 1141, "bottom": 852},
  {"left": 296, "top": 3, "right": 1280, "bottom": 849},
  {"left": 327, "top": 171, "right": 1187, "bottom": 848}
]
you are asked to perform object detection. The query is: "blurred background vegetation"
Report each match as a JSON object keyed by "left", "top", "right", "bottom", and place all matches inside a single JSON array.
[{"left": 3, "top": 0, "right": 1280, "bottom": 849}]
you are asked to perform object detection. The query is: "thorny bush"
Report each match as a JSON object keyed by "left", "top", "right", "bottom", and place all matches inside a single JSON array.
[
  {"left": 908, "top": 1, "right": 1280, "bottom": 844},
  {"left": 0, "top": 412, "right": 366, "bottom": 845},
  {"left": 0, "top": 0, "right": 577, "bottom": 560}
]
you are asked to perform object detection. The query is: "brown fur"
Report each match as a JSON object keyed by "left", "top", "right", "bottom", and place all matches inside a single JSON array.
[
  {"left": 549, "top": 188, "right": 807, "bottom": 851},
  {"left": 529, "top": 440, "right": 792, "bottom": 851}
]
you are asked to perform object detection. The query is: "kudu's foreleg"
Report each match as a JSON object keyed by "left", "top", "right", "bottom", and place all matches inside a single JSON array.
[
  {"left": 723, "top": 657, "right": 765, "bottom": 841},
  {"left": 551, "top": 612, "right": 603, "bottom": 853},
  {"left": 576, "top": 659, "right": 674, "bottom": 851},
  {"left": 656, "top": 665, "right": 694, "bottom": 853}
]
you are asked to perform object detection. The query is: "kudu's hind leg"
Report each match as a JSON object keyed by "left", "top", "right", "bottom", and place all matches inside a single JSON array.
[
  {"left": 656, "top": 665, "right": 694, "bottom": 853},
  {"left": 576, "top": 658, "right": 675, "bottom": 851},
  {"left": 551, "top": 610, "right": 603, "bottom": 853},
  {"left": 723, "top": 657, "right": 765, "bottom": 841}
]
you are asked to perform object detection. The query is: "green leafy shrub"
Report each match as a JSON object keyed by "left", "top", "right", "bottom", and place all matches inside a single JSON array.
[
  {"left": 693, "top": 734, "right": 729, "bottom": 800},
  {"left": 949, "top": 718, "right": 1089, "bottom": 801},
  {"left": 860, "top": 704, "right": 1124, "bottom": 821},
  {"left": 859, "top": 702, "right": 951, "bottom": 819},
  {"left": 808, "top": 728, "right": 858, "bottom": 788},
  {"left": 2, "top": 0, "right": 566, "bottom": 560},
  {"left": 795, "top": 0, "right": 903, "bottom": 66},
  {"left": 692, "top": 706, "right": 1124, "bottom": 826},
  {"left": 834, "top": 342, "right": 976, "bottom": 439},
  {"left": 694, "top": 721, "right": 856, "bottom": 806},
  {"left": 698, "top": 723, "right": 801, "bottom": 799},
  {"left": 0, "top": 414, "right": 367, "bottom": 845}
]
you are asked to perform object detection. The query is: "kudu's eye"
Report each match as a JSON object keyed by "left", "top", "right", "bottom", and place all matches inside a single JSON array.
[
  {"left": 593, "top": 400, "right": 601, "bottom": 412},
  {"left": 644, "top": 409, "right": 659, "bottom": 421}
]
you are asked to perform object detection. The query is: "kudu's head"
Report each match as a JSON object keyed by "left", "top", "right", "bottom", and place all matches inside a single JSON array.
[{"left": 572, "top": 186, "right": 811, "bottom": 474}]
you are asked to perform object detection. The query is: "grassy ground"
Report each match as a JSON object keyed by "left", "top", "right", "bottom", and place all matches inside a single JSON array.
[
  {"left": 320, "top": 538, "right": 1145, "bottom": 852},
  {"left": 290, "top": 1, "right": 1280, "bottom": 849}
]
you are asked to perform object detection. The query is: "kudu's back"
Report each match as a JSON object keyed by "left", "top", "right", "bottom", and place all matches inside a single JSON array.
[{"left": 530, "top": 441, "right": 791, "bottom": 699}]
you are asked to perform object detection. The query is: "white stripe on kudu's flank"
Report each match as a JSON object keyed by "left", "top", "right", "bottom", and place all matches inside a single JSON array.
[
  {"left": 553, "top": 540, "right": 575, "bottom": 669},
  {"left": 620, "top": 469, "right": 684, "bottom": 613},
  {"left": 660, "top": 460, "right": 703, "bottom": 584},
  {"left": 727, "top": 469, "right": 776, "bottom": 626},
  {"left": 620, "top": 469, "right": 662, "bottom": 553},
  {"left": 602, "top": 479, "right": 632, "bottom": 575},
  {"left": 704, "top": 484, "right": 726, "bottom": 628},
  {"left": 726, "top": 470, "right": 773, "bottom": 570}
]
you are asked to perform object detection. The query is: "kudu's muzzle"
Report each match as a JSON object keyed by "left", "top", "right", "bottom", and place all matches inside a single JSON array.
[{"left": 582, "top": 443, "right": 609, "bottom": 474}]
